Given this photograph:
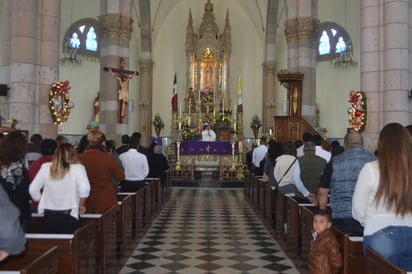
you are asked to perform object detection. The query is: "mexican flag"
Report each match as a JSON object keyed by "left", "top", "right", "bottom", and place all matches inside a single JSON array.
[{"left": 171, "top": 73, "right": 178, "bottom": 111}]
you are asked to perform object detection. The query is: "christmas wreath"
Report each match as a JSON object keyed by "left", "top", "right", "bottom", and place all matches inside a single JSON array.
[
  {"left": 347, "top": 90, "right": 367, "bottom": 132},
  {"left": 49, "top": 81, "right": 71, "bottom": 125}
]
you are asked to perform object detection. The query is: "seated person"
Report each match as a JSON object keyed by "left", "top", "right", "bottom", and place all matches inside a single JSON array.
[{"left": 201, "top": 123, "right": 216, "bottom": 141}]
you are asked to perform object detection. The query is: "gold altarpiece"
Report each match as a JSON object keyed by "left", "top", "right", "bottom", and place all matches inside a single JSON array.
[
  {"left": 171, "top": 0, "right": 244, "bottom": 142},
  {"left": 169, "top": 1, "right": 246, "bottom": 183}
]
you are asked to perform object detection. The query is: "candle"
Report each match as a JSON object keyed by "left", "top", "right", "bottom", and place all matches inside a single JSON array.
[
  {"left": 179, "top": 102, "right": 182, "bottom": 118},
  {"left": 222, "top": 99, "right": 225, "bottom": 113},
  {"left": 233, "top": 103, "right": 236, "bottom": 118},
  {"left": 238, "top": 141, "right": 243, "bottom": 153}
]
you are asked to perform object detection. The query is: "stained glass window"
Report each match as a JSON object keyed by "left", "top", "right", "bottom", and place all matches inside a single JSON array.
[
  {"left": 317, "top": 22, "right": 352, "bottom": 62},
  {"left": 62, "top": 18, "right": 99, "bottom": 59}
]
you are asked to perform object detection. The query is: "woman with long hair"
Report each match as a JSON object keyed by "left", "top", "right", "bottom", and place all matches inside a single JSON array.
[
  {"left": 30, "top": 143, "right": 90, "bottom": 233},
  {"left": 352, "top": 123, "right": 412, "bottom": 271},
  {"left": 0, "top": 131, "right": 31, "bottom": 232}
]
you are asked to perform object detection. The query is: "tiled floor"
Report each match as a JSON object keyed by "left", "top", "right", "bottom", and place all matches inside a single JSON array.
[{"left": 119, "top": 185, "right": 299, "bottom": 274}]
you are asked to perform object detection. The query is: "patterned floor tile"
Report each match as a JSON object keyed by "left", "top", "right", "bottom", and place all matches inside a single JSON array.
[{"left": 119, "top": 187, "right": 300, "bottom": 274}]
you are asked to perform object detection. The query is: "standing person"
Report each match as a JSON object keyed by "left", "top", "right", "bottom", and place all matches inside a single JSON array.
[
  {"left": 308, "top": 209, "right": 342, "bottom": 274},
  {"left": 317, "top": 131, "right": 376, "bottom": 234},
  {"left": 0, "top": 131, "right": 31, "bottom": 232},
  {"left": 274, "top": 142, "right": 298, "bottom": 193},
  {"left": 352, "top": 123, "right": 412, "bottom": 271},
  {"left": 296, "top": 132, "right": 312, "bottom": 157},
  {"left": 201, "top": 123, "right": 216, "bottom": 142},
  {"left": 293, "top": 141, "right": 326, "bottom": 203},
  {"left": 0, "top": 184, "right": 26, "bottom": 261},
  {"left": 28, "top": 138, "right": 58, "bottom": 212},
  {"left": 131, "top": 132, "right": 149, "bottom": 155},
  {"left": 115, "top": 134, "right": 129, "bottom": 155},
  {"left": 78, "top": 129, "right": 124, "bottom": 214},
  {"left": 252, "top": 137, "right": 268, "bottom": 175},
  {"left": 29, "top": 143, "right": 90, "bottom": 234},
  {"left": 261, "top": 140, "right": 282, "bottom": 187},
  {"left": 25, "top": 133, "right": 43, "bottom": 166},
  {"left": 148, "top": 145, "right": 169, "bottom": 178},
  {"left": 119, "top": 135, "right": 149, "bottom": 192}
]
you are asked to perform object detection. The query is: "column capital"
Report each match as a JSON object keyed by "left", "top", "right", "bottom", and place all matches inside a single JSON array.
[
  {"left": 262, "top": 61, "right": 277, "bottom": 73},
  {"left": 285, "top": 17, "right": 319, "bottom": 43},
  {"left": 98, "top": 14, "right": 133, "bottom": 40},
  {"left": 139, "top": 59, "right": 155, "bottom": 73}
]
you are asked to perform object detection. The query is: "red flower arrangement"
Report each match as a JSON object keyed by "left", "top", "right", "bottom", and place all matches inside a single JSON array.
[{"left": 347, "top": 90, "right": 367, "bottom": 132}]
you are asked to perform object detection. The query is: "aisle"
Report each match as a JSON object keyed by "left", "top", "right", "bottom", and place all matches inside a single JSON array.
[{"left": 119, "top": 187, "right": 299, "bottom": 274}]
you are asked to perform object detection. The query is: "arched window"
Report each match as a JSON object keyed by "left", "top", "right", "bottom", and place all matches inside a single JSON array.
[
  {"left": 317, "top": 22, "right": 352, "bottom": 62},
  {"left": 62, "top": 18, "right": 100, "bottom": 61}
]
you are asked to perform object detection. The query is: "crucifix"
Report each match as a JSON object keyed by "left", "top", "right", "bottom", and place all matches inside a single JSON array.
[{"left": 104, "top": 57, "right": 139, "bottom": 123}]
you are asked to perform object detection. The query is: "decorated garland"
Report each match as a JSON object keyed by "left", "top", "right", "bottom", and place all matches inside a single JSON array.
[
  {"left": 49, "top": 81, "right": 71, "bottom": 125},
  {"left": 347, "top": 90, "right": 367, "bottom": 132}
]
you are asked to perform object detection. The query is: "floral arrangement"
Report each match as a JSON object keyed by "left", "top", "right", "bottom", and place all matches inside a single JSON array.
[
  {"left": 152, "top": 113, "right": 164, "bottom": 129},
  {"left": 250, "top": 115, "right": 262, "bottom": 129},
  {"left": 49, "top": 80, "right": 71, "bottom": 125},
  {"left": 348, "top": 90, "right": 367, "bottom": 132},
  {"left": 7, "top": 118, "right": 17, "bottom": 128}
]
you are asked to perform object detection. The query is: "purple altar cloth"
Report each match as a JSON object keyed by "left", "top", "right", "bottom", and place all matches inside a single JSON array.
[{"left": 176, "top": 141, "right": 238, "bottom": 155}]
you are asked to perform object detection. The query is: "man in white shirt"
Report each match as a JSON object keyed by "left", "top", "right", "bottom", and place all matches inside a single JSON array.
[
  {"left": 252, "top": 137, "right": 268, "bottom": 174},
  {"left": 201, "top": 123, "right": 216, "bottom": 141},
  {"left": 119, "top": 135, "right": 149, "bottom": 192}
]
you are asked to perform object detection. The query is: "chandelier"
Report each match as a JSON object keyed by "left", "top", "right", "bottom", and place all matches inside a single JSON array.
[
  {"left": 60, "top": 40, "right": 81, "bottom": 64},
  {"left": 333, "top": 45, "right": 357, "bottom": 68}
]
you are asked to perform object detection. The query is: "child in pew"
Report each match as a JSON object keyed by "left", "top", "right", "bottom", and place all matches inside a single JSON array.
[
  {"left": 308, "top": 209, "right": 342, "bottom": 274},
  {"left": 29, "top": 143, "right": 91, "bottom": 234}
]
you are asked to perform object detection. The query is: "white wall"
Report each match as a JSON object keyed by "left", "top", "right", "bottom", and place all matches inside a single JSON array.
[{"left": 316, "top": 0, "right": 361, "bottom": 138}]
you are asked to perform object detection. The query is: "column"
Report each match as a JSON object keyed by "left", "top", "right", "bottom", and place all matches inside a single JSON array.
[
  {"left": 138, "top": 59, "right": 154, "bottom": 147},
  {"left": 361, "top": 0, "right": 409, "bottom": 151},
  {"left": 284, "top": 0, "right": 318, "bottom": 127},
  {"left": 262, "top": 61, "right": 276, "bottom": 131},
  {"left": 0, "top": 0, "right": 60, "bottom": 137},
  {"left": 99, "top": 0, "right": 133, "bottom": 141}
]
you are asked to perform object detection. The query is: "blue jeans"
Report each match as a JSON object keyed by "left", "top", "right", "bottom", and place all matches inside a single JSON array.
[{"left": 363, "top": 226, "right": 412, "bottom": 271}]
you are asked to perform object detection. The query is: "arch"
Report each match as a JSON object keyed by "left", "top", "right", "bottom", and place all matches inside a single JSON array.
[
  {"left": 62, "top": 18, "right": 100, "bottom": 58},
  {"left": 317, "top": 21, "right": 352, "bottom": 62}
]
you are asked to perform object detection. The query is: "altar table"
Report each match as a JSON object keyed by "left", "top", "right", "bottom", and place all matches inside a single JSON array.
[{"left": 176, "top": 141, "right": 238, "bottom": 155}]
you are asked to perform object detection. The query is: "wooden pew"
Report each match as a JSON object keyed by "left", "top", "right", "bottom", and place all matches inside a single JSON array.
[
  {"left": 274, "top": 190, "right": 287, "bottom": 244},
  {"left": 331, "top": 222, "right": 365, "bottom": 274},
  {"left": 366, "top": 248, "right": 407, "bottom": 274},
  {"left": 81, "top": 206, "right": 117, "bottom": 274},
  {"left": 264, "top": 184, "right": 276, "bottom": 232},
  {"left": 25, "top": 220, "right": 96, "bottom": 274},
  {"left": 143, "top": 180, "right": 153, "bottom": 230},
  {"left": 0, "top": 246, "right": 58, "bottom": 274},
  {"left": 300, "top": 206, "right": 316, "bottom": 267},
  {"left": 285, "top": 196, "right": 315, "bottom": 263},
  {"left": 116, "top": 194, "right": 134, "bottom": 265}
]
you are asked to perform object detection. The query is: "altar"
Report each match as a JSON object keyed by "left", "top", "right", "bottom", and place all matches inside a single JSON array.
[{"left": 177, "top": 141, "right": 238, "bottom": 155}]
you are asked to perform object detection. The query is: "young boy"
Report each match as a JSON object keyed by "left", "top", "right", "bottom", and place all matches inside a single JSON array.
[{"left": 308, "top": 209, "right": 342, "bottom": 274}]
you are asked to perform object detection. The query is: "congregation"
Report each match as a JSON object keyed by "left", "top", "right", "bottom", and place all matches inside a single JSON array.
[{"left": 1, "top": 124, "right": 412, "bottom": 274}]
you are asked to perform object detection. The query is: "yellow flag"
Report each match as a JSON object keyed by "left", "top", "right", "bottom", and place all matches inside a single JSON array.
[{"left": 236, "top": 75, "right": 242, "bottom": 96}]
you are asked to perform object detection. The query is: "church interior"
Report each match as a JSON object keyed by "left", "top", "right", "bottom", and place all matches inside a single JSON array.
[{"left": 1, "top": 0, "right": 412, "bottom": 273}]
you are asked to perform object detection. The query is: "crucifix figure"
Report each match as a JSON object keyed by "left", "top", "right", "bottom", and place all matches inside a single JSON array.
[{"left": 104, "top": 58, "right": 139, "bottom": 123}]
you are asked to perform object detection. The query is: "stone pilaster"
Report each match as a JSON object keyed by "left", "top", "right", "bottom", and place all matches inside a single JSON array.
[
  {"left": 98, "top": 4, "right": 133, "bottom": 141},
  {"left": 361, "top": 0, "right": 409, "bottom": 152},
  {"left": 262, "top": 61, "right": 277, "bottom": 131},
  {"left": 0, "top": 0, "right": 60, "bottom": 137},
  {"left": 284, "top": 3, "right": 319, "bottom": 127},
  {"left": 138, "top": 59, "right": 154, "bottom": 147}
]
